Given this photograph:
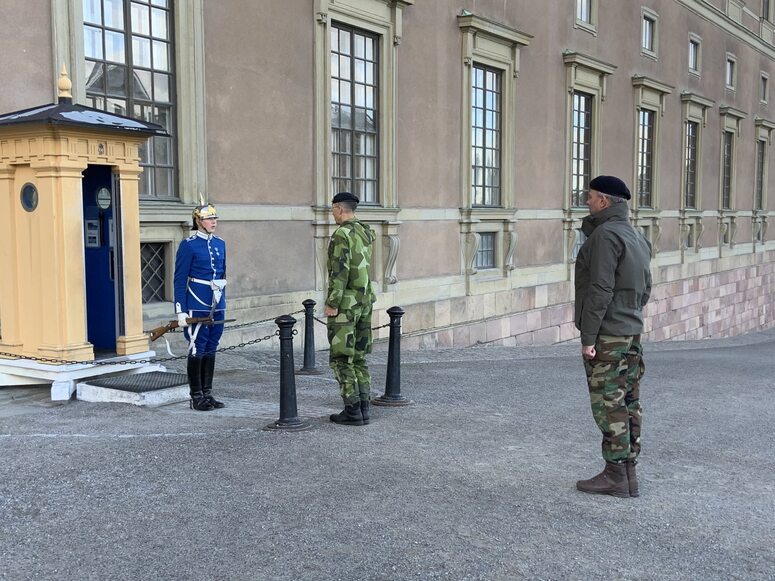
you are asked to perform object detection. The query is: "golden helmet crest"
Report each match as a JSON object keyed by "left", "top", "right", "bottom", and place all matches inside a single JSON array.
[{"left": 192, "top": 203, "right": 218, "bottom": 220}]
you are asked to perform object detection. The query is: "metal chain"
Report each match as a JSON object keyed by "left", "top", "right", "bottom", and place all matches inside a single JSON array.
[
  {"left": 222, "top": 309, "right": 305, "bottom": 331},
  {"left": 312, "top": 314, "right": 391, "bottom": 331},
  {"left": 0, "top": 328, "right": 286, "bottom": 367}
]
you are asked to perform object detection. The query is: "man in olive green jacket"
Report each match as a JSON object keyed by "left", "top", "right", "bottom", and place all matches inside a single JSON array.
[
  {"left": 324, "top": 192, "right": 377, "bottom": 426},
  {"left": 574, "top": 175, "right": 652, "bottom": 498}
]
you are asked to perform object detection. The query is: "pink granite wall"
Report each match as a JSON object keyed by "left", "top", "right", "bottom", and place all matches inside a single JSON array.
[{"left": 402, "top": 251, "right": 775, "bottom": 349}]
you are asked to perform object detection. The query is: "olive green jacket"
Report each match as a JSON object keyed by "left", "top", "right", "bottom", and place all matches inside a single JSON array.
[{"left": 574, "top": 202, "right": 652, "bottom": 346}]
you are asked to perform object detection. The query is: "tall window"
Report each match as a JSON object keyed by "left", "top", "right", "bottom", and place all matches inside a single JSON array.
[
  {"left": 637, "top": 109, "right": 655, "bottom": 208},
  {"left": 83, "top": 0, "right": 176, "bottom": 199},
  {"left": 684, "top": 121, "right": 698, "bottom": 209},
  {"left": 576, "top": 0, "right": 591, "bottom": 23},
  {"left": 764, "top": 0, "right": 772, "bottom": 21},
  {"left": 330, "top": 23, "right": 379, "bottom": 204},
  {"left": 688, "top": 38, "right": 700, "bottom": 73},
  {"left": 721, "top": 131, "right": 734, "bottom": 210},
  {"left": 725, "top": 56, "right": 736, "bottom": 89},
  {"left": 642, "top": 15, "right": 655, "bottom": 52},
  {"left": 761, "top": 74, "right": 769, "bottom": 103},
  {"left": 471, "top": 64, "right": 502, "bottom": 206},
  {"left": 571, "top": 91, "right": 593, "bottom": 207},
  {"left": 755, "top": 139, "right": 766, "bottom": 210}
]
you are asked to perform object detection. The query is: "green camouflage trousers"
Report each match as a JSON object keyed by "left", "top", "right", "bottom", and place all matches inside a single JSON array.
[
  {"left": 328, "top": 303, "right": 373, "bottom": 404},
  {"left": 583, "top": 334, "right": 644, "bottom": 463}
]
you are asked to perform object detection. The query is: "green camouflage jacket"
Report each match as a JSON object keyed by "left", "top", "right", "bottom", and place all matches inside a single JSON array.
[{"left": 326, "top": 218, "right": 376, "bottom": 311}]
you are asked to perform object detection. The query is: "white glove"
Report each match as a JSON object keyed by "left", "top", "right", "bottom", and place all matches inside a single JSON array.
[{"left": 176, "top": 312, "right": 189, "bottom": 328}]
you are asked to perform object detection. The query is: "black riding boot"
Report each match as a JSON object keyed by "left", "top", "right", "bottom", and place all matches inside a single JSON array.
[
  {"left": 330, "top": 401, "right": 364, "bottom": 426},
  {"left": 360, "top": 400, "right": 370, "bottom": 425},
  {"left": 188, "top": 356, "right": 213, "bottom": 411},
  {"left": 201, "top": 355, "right": 225, "bottom": 408}
]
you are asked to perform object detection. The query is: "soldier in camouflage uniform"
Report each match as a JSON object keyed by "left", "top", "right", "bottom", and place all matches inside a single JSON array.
[
  {"left": 574, "top": 176, "right": 652, "bottom": 498},
  {"left": 324, "top": 192, "right": 377, "bottom": 426}
]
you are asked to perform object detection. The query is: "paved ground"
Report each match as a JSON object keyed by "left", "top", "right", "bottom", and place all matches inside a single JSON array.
[{"left": 1, "top": 329, "right": 774, "bottom": 580}]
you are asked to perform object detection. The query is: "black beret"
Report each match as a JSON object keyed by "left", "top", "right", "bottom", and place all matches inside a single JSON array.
[
  {"left": 332, "top": 192, "right": 360, "bottom": 204},
  {"left": 589, "top": 175, "right": 631, "bottom": 200}
]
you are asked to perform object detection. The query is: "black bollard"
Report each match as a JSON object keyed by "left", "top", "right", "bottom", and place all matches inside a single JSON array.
[
  {"left": 264, "top": 315, "right": 312, "bottom": 431},
  {"left": 372, "top": 306, "right": 412, "bottom": 406},
  {"left": 296, "top": 299, "right": 322, "bottom": 375}
]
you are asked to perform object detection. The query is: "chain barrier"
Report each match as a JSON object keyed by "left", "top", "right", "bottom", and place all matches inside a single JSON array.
[
  {"left": 0, "top": 307, "right": 390, "bottom": 367},
  {"left": 312, "top": 314, "right": 390, "bottom": 331},
  {"left": 159, "top": 309, "right": 306, "bottom": 337},
  {"left": 0, "top": 310, "right": 307, "bottom": 367}
]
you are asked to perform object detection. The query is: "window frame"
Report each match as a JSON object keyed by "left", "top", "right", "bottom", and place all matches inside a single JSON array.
[
  {"left": 719, "top": 107, "right": 745, "bottom": 213},
  {"left": 329, "top": 22, "right": 380, "bottom": 205},
  {"left": 631, "top": 76, "right": 672, "bottom": 214},
  {"left": 570, "top": 90, "right": 594, "bottom": 208},
  {"left": 82, "top": 0, "right": 178, "bottom": 200},
  {"left": 688, "top": 34, "right": 702, "bottom": 76},
  {"left": 725, "top": 53, "right": 737, "bottom": 91},
  {"left": 640, "top": 7, "right": 658, "bottom": 60},
  {"left": 563, "top": 52, "right": 616, "bottom": 211},
  {"left": 679, "top": 93, "right": 714, "bottom": 212},
  {"left": 470, "top": 63, "right": 503, "bottom": 207},
  {"left": 458, "top": 13, "right": 531, "bottom": 212},
  {"left": 636, "top": 108, "right": 656, "bottom": 209},
  {"left": 575, "top": 0, "right": 597, "bottom": 35},
  {"left": 313, "top": 0, "right": 412, "bottom": 211},
  {"left": 474, "top": 232, "right": 498, "bottom": 270},
  {"left": 761, "top": 73, "right": 770, "bottom": 104}
]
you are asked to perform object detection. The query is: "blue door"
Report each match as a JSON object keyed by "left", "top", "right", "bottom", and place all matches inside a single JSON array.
[{"left": 82, "top": 165, "right": 118, "bottom": 352}]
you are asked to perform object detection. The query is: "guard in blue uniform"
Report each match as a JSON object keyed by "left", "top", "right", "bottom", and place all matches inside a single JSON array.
[{"left": 174, "top": 202, "right": 227, "bottom": 411}]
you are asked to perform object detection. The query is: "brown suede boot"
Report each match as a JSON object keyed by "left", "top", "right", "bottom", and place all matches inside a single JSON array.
[
  {"left": 626, "top": 460, "right": 639, "bottom": 497},
  {"left": 576, "top": 461, "right": 630, "bottom": 498}
]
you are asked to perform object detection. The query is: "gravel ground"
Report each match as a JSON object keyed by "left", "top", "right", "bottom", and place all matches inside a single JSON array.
[{"left": 1, "top": 328, "right": 774, "bottom": 580}]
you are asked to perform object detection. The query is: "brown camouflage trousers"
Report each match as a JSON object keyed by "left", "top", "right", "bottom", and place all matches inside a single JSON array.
[
  {"left": 328, "top": 303, "right": 373, "bottom": 404},
  {"left": 583, "top": 334, "right": 644, "bottom": 463}
]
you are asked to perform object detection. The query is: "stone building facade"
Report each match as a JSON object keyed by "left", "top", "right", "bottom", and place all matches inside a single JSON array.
[{"left": 1, "top": 0, "right": 773, "bottom": 351}]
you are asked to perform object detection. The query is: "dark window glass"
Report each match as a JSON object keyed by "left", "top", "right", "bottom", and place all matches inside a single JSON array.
[
  {"left": 571, "top": 91, "right": 593, "bottom": 207},
  {"left": 475, "top": 232, "right": 496, "bottom": 269},
  {"left": 642, "top": 16, "right": 654, "bottom": 51},
  {"left": 637, "top": 109, "right": 655, "bottom": 208},
  {"left": 755, "top": 139, "right": 766, "bottom": 210},
  {"left": 471, "top": 64, "right": 502, "bottom": 207},
  {"left": 684, "top": 121, "right": 698, "bottom": 209},
  {"left": 141, "top": 242, "right": 166, "bottom": 303},
  {"left": 331, "top": 23, "right": 379, "bottom": 203},
  {"left": 83, "top": 0, "right": 176, "bottom": 199},
  {"left": 722, "top": 131, "right": 733, "bottom": 210}
]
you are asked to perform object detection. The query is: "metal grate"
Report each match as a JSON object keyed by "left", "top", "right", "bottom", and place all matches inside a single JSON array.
[
  {"left": 141, "top": 242, "right": 166, "bottom": 303},
  {"left": 87, "top": 371, "right": 187, "bottom": 392}
]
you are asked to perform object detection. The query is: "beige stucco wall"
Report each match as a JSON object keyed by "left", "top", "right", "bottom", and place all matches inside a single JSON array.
[
  {"left": 204, "top": 0, "right": 315, "bottom": 206},
  {"left": 396, "top": 221, "right": 460, "bottom": 280},
  {"left": 222, "top": 221, "right": 315, "bottom": 296},
  {"left": 0, "top": 0, "right": 53, "bottom": 113},
  {"left": 397, "top": 1, "right": 461, "bottom": 209}
]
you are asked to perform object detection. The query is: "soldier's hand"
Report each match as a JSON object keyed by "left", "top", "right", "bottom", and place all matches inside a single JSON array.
[
  {"left": 324, "top": 305, "right": 338, "bottom": 317},
  {"left": 177, "top": 312, "right": 189, "bottom": 328},
  {"left": 581, "top": 345, "right": 596, "bottom": 360}
]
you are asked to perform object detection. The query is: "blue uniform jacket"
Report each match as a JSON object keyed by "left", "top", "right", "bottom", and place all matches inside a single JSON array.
[{"left": 174, "top": 231, "right": 227, "bottom": 313}]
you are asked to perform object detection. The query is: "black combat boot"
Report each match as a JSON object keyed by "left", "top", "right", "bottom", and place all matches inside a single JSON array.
[
  {"left": 200, "top": 355, "right": 225, "bottom": 408},
  {"left": 626, "top": 459, "right": 639, "bottom": 498},
  {"left": 330, "top": 402, "right": 364, "bottom": 426},
  {"left": 360, "top": 400, "right": 370, "bottom": 425},
  {"left": 188, "top": 356, "right": 213, "bottom": 411},
  {"left": 576, "top": 461, "right": 630, "bottom": 498}
]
